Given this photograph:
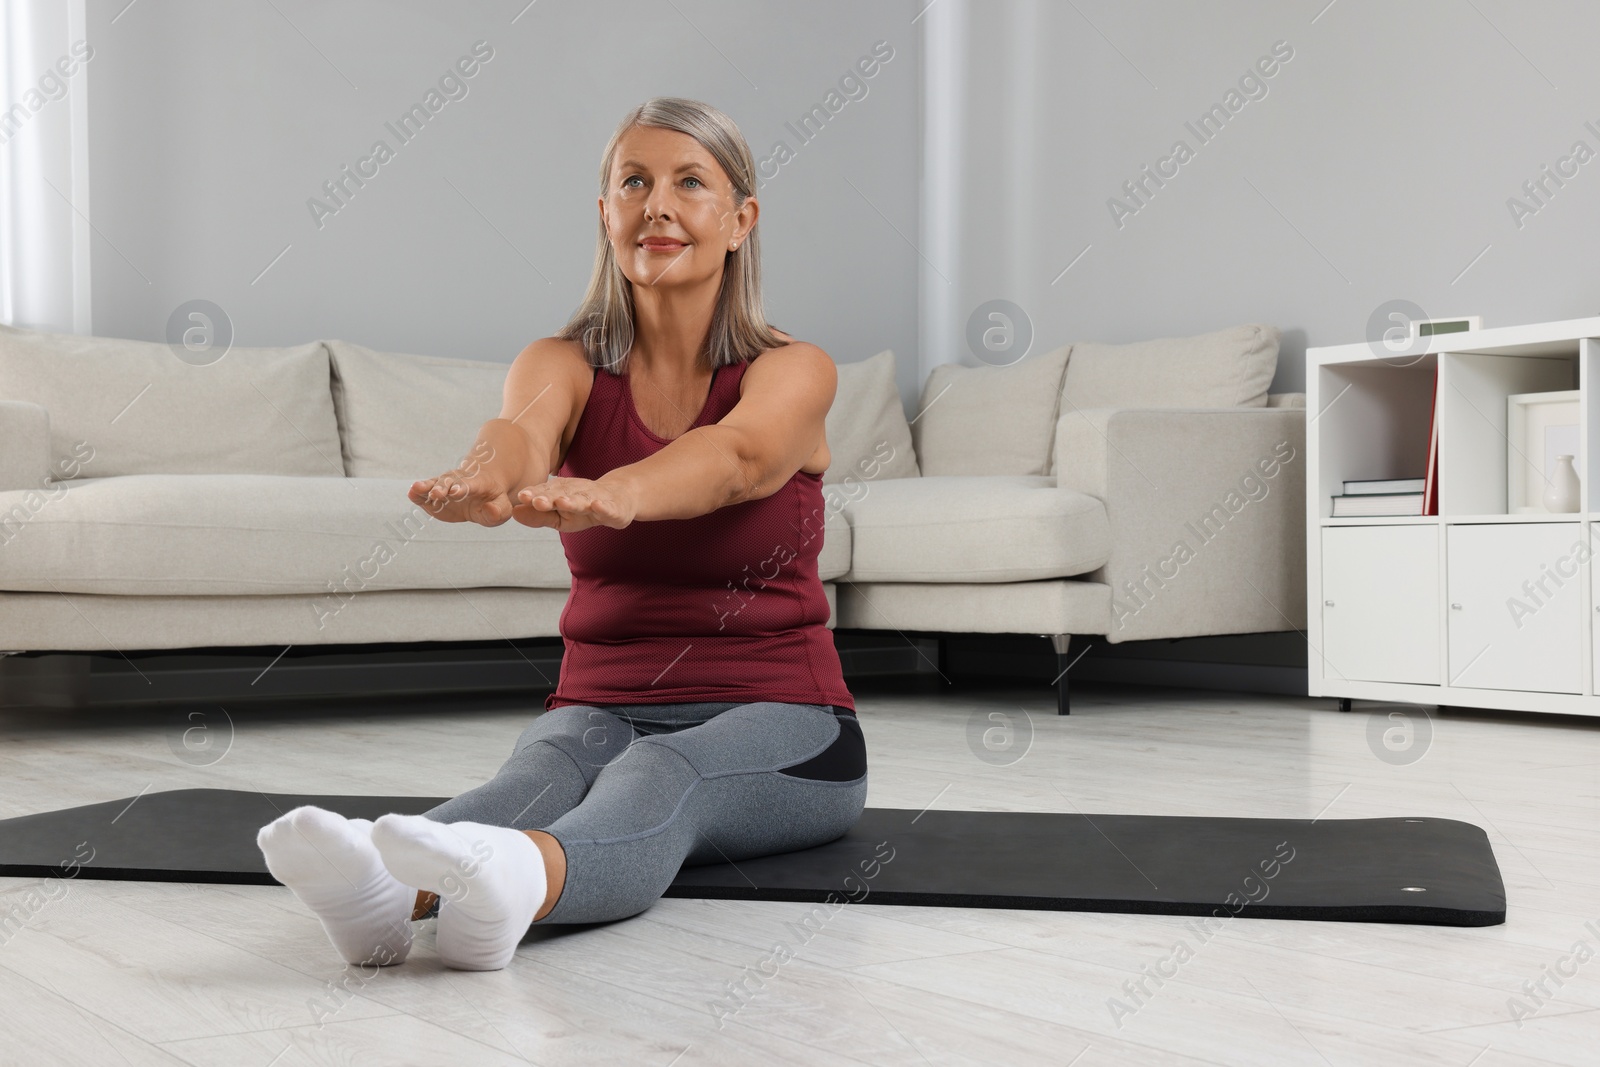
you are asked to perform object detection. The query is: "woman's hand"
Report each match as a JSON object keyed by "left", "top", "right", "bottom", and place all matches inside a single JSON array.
[
  {"left": 409, "top": 469, "right": 515, "bottom": 526},
  {"left": 511, "top": 477, "right": 637, "bottom": 531}
]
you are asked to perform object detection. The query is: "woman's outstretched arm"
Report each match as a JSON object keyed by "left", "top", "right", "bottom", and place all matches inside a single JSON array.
[
  {"left": 408, "top": 338, "right": 589, "bottom": 525},
  {"left": 515, "top": 341, "right": 835, "bottom": 528}
]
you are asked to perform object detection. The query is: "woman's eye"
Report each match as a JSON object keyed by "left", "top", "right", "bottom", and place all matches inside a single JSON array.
[{"left": 620, "top": 174, "right": 701, "bottom": 190}]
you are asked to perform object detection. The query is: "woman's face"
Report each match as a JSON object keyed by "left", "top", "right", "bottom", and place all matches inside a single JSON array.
[{"left": 600, "top": 125, "right": 755, "bottom": 291}]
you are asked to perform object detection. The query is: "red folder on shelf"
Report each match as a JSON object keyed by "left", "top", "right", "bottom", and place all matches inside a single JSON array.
[{"left": 1422, "top": 367, "right": 1439, "bottom": 515}]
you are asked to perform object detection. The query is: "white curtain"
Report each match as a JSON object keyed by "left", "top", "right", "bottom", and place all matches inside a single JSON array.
[
  {"left": 0, "top": 0, "right": 91, "bottom": 334},
  {"left": 918, "top": 0, "right": 1041, "bottom": 378}
]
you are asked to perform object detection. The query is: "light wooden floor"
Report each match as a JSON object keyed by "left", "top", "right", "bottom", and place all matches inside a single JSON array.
[{"left": 1, "top": 679, "right": 1597, "bottom": 1066}]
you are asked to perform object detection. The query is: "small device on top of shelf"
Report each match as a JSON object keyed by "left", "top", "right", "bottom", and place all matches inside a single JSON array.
[{"left": 1410, "top": 315, "right": 1483, "bottom": 339}]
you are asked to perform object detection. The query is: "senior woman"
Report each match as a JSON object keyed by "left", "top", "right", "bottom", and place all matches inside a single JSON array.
[{"left": 257, "top": 98, "right": 866, "bottom": 971}]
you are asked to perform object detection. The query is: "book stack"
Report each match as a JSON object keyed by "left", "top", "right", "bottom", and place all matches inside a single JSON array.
[{"left": 1331, "top": 478, "right": 1426, "bottom": 516}]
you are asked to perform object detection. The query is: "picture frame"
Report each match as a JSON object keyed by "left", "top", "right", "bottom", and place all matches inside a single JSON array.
[{"left": 1507, "top": 390, "right": 1582, "bottom": 513}]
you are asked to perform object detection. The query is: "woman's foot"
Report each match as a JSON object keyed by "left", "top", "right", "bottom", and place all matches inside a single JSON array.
[
  {"left": 256, "top": 806, "right": 415, "bottom": 967},
  {"left": 370, "top": 814, "right": 547, "bottom": 971}
]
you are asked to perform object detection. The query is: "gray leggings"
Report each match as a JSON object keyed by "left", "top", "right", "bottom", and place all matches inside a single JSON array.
[{"left": 421, "top": 701, "right": 868, "bottom": 925}]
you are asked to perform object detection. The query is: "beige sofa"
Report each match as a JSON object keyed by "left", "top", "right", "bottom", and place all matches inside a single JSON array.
[{"left": 0, "top": 322, "right": 1306, "bottom": 712}]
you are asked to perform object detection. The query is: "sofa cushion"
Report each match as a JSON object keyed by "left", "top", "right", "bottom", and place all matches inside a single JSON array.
[
  {"left": 825, "top": 350, "right": 920, "bottom": 485},
  {"left": 0, "top": 474, "right": 854, "bottom": 598},
  {"left": 326, "top": 340, "right": 509, "bottom": 480},
  {"left": 0, "top": 324, "right": 342, "bottom": 479},
  {"left": 836, "top": 474, "right": 1110, "bottom": 582},
  {"left": 0, "top": 400, "right": 51, "bottom": 492},
  {"left": 0, "top": 475, "right": 568, "bottom": 598},
  {"left": 1061, "top": 322, "right": 1280, "bottom": 412},
  {"left": 912, "top": 345, "right": 1071, "bottom": 476}
]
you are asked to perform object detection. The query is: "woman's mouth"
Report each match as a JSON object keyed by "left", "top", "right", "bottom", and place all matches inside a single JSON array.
[{"left": 639, "top": 238, "right": 686, "bottom": 252}]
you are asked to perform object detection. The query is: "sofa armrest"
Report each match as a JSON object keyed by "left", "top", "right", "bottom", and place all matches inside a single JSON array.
[
  {"left": 0, "top": 401, "right": 50, "bottom": 491},
  {"left": 1053, "top": 405, "right": 1306, "bottom": 642}
]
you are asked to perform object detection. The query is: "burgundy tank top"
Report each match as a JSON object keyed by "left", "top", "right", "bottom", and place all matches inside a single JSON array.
[{"left": 544, "top": 356, "right": 854, "bottom": 712}]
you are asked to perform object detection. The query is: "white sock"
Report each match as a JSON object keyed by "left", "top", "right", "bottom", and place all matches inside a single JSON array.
[
  {"left": 256, "top": 805, "right": 415, "bottom": 967},
  {"left": 370, "top": 814, "right": 547, "bottom": 972}
]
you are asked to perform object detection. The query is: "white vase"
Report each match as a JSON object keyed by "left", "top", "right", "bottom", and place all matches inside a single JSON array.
[{"left": 1544, "top": 454, "right": 1581, "bottom": 513}]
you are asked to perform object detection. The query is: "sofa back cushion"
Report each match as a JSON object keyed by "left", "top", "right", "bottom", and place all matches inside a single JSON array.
[
  {"left": 1060, "top": 322, "right": 1280, "bottom": 412},
  {"left": 912, "top": 345, "right": 1071, "bottom": 476},
  {"left": 825, "top": 350, "right": 920, "bottom": 485},
  {"left": 327, "top": 340, "right": 507, "bottom": 479},
  {"left": 0, "top": 324, "right": 342, "bottom": 479}
]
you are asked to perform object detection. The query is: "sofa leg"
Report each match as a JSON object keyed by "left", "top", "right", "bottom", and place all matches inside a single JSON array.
[{"left": 1049, "top": 634, "right": 1074, "bottom": 716}]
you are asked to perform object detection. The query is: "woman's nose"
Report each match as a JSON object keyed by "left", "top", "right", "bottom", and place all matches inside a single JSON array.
[{"left": 643, "top": 189, "right": 673, "bottom": 221}]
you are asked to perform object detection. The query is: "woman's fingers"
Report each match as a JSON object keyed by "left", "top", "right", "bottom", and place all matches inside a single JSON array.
[
  {"left": 417, "top": 475, "right": 459, "bottom": 506},
  {"left": 510, "top": 504, "right": 560, "bottom": 529},
  {"left": 510, "top": 498, "right": 590, "bottom": 530},
  {"left": 409, "top": 469, "right": 518, "bottom": 527},
  {"left": 470, "top": 493, "right": 514, "bottom": 527},
  {"left": 507, "top": 478, "right": 627, "bottom": 531},
  {"left": 415, "top": 472, "right": 571, "bottom": 527}
]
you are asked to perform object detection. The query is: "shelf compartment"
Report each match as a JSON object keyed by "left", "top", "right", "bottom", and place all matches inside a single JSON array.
[
  {"left": 1315, "top": 358, "right": 1435, "bottom": 520},
  {"left": 1437, "top": 350, "right": 1576, "bottom": 516}
]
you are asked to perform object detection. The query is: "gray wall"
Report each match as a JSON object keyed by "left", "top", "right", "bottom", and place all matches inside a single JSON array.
[
  {"left": 923, "top": 0, "right": 1600, "bottom": 393},
  {"left": 85, "top": 0, "right": 1600, "bottom": 401},
  {"left": 85, "top": 0, "right": 922, "bottom": 392}
]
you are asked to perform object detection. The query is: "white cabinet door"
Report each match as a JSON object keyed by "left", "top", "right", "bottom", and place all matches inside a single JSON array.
[
  {"left": 1447, "top": 523, "right": 1584, "bottom": 693},
  {"left": 1591, "top": 523, "right": 1600, "bottom": 695},
  {"left": 1322, "top": 525, "right": 1440, "bottom": 685}
]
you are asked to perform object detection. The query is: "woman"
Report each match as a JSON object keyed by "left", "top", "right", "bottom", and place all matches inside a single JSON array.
[{"left": 256, "top": 98, "right": 866, "bottom": 972}]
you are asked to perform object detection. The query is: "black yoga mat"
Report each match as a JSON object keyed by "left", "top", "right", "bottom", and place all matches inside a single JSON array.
[{"left": 0, "top": 789, "right": 1505, "bottom": 927}]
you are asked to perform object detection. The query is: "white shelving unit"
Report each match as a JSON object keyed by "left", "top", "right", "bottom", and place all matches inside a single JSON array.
[{"left": 1307, "top": 316, "right": 1600, "bottom": 718}]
